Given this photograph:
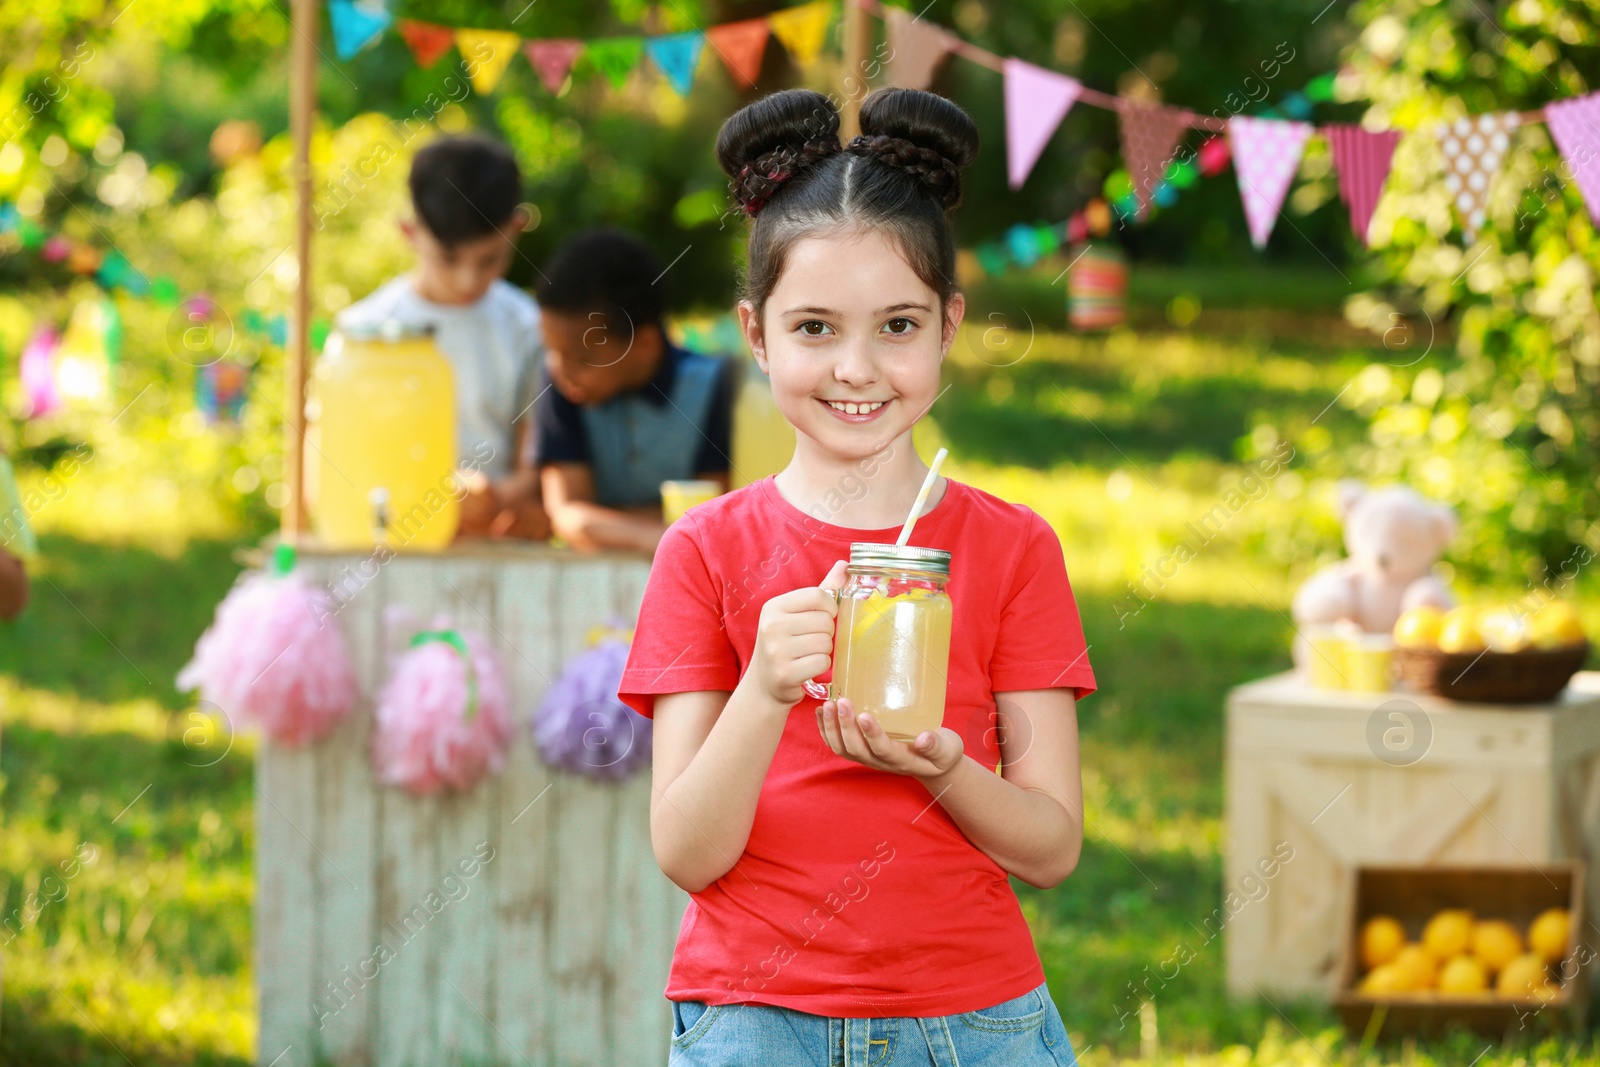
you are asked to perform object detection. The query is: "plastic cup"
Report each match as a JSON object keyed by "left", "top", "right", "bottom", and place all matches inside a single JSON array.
[{"left": 661, "top": 480, "right": 720, "bottom": 524}]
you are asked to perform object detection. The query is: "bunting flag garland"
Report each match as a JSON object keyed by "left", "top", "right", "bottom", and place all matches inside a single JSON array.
[
  {"left": 1117, "top": 99, "right": 1191, "bottom": 221},
  {"left": 767, "top": 1, "right": 833, "bottom": 68},
  {"left": 456, "top": 29, "right": 522, "bottom": 94},
  {"left": 1003, "top": 59, "right": 1081, "bottom": 189},
  {"left": 705, "top": 18, "right": 770, "bottom": 88},
  {"left": 328, "top": 0, "right": 391, "bottom": 61},
  {"left": 1325, "top": 125, "right": 1402, "bottom": 245},
  {"left": 1543, "top": 93, "right": 1600, "bottom": 225},
  {"left": 523, "top": 39, "right": 583, "bottom": 94},
  {"left": 1436, "top": 112, "right": 1520, "bottom": 242},
  {"left": 587, "top": 37, "right": 645, "bottom": 90},
  {"left": 884, "top": 6, "right": 952, "bottom": 90},
  {"left": 1229, "top": 116, "right": 1314, "bottom": 249},
  {"left": 398, "top": 19, "right": 456, "bottom": 69},
  {"left": 645, "top": 32, "right": 705, "bottom": 95}
]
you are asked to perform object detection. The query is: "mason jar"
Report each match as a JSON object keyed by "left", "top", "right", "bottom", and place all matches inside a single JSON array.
[{"left": 803, "top": 542, "right": 953, "bottom": 741}]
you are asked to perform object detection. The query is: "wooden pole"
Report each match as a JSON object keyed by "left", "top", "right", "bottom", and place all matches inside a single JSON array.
[
  {"left": 284, "top": 0, "right": 317, "bottom": 541},
  {"left": 840, "top": 0, "right": 871, "bottom": 139}
]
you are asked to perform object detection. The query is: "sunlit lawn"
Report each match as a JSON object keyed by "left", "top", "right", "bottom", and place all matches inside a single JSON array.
[{"left": 4, "top": 266, "right": 1598, "bottom": 1064}]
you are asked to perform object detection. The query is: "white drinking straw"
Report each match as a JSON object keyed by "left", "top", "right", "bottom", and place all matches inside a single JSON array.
[{"left": 895, "top": 447, "right": 948, "bottom": 548}]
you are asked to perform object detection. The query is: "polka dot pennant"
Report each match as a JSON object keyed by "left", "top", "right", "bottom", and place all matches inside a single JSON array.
[
  {"left": 1435, "top": 112, "right": 1520, "bottom": 242},
  {"left": 1116, "top": 99, "right": 1191, "bottom": 222},
  {"left": 1229, "top": 116, "right": 1314, "bottom": 250}
]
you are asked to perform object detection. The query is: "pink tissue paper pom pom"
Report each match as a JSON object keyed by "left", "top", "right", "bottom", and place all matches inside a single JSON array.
[
  {"left": 176, "top": 569, "right": 358, "bottom": 746},
  {"left": 372, "top": 627, "right": 511, "bottom": 795}
]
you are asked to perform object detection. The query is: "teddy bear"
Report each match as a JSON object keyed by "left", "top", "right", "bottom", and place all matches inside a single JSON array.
[{"left": 1290, "top": 480, "right": 1458, "bottom": 669}]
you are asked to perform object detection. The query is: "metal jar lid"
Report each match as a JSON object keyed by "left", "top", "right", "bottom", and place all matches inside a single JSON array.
[
  {"left": 848, "top": 542, "right": 951, "bottom": 577},
  {"left": 338, "top": 320, "right": 437, "bottom": 343}
]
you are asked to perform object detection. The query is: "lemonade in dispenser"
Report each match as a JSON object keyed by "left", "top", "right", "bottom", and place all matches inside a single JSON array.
[{"left": 307, "top": 321, "right": 460, "bottom": 550}]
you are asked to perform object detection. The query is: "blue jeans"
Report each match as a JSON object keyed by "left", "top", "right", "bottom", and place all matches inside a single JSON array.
[{"left": 668, "top": 980, "right": 1078, "bottom": 1066}]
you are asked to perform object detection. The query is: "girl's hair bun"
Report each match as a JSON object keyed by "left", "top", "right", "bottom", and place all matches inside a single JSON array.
[
  {"left": 716, "top": 89, "right": 843, "bottom": 216},
  {"left": 852, "top": 88, "right": 980, "bottom": 212}
]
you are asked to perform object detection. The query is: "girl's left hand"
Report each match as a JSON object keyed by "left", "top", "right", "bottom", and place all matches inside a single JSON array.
[{"left": 816, "top": 698, "right": 964, "bottom": 782}]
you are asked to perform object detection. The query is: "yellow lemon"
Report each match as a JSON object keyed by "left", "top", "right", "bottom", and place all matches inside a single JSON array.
[
  {"left": 1479, "top": 609, "right": 1532, "bottom": 652},
  {"left": 1359, "top": 962, "right": 1408, "bottom": 995},
  {"left": 1495, "top": 952, "right": 1549, "bottom": 998},
  {"left": 1394, "top": 606, "right": 1445, "bottom": 649},
  {"left": 1438, "top": 607, "right": 1486, "bottom": 653},
  {"left": 1471, "top": 919, "right": 1525, "bottom": 973},
  {"left": 1392, "top": 943, "right": 1438, "bottom": 989},
  {"left": 1423, "top": 909, "right": 1475, "bottom": 958},
  {"left": 1361, "top": 916, "right": 1407, "bottom": 968},
  {"left": 1530, "top": 600, "right": 1586, "bottom": 649},
  {"left": 1437, "top": 955, "right": 1489, "bottom": 995},
  {"left": 1528, "top": 907, "right": 1571, "bottom": 964}
]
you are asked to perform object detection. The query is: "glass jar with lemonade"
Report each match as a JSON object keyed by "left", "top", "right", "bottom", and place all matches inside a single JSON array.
[{"left": 804, "top": 543, "right": 953, "bottom": 741}]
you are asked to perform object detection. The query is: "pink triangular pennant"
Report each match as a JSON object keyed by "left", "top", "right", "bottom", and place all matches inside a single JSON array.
[
  {"left": 1229, "top": 116, "right": 1313, "bottom": 249},
  {"left": 705, "top": 18, "right": 770, "bottom": 89},
  {"left": 1324, "top": 125, "right": 1402, "bottom": 245},
  {"left": 1003, "top": 59, "right": 1081, "bottom": 189},
  {"left": 522, "top": 39, "right": 583, "bottom": 94},
  {"left": 1544, "top": 93, "right": 1600, "bottom": 225},
  {"left": 1435, "top": 112, "right": 1520, "bottom": 242},
  {"left": 884, "top": 7, "right": 951, "bottom": 90},
  {"left": 1116, "top": 100, "right": 1190, "bottom": 221}
]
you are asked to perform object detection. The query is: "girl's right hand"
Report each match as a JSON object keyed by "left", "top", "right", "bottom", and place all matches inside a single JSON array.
[{"left": 749, "top": 560, "right": 848, "bottom": 707}]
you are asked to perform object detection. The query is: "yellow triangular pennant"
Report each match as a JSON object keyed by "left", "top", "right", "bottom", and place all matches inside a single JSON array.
[
  {"left": 768, "top": 1, "right": 833, "bottom": 68},
  {"left": 456, "top": 29, "right": 522, "bottom": 94}
]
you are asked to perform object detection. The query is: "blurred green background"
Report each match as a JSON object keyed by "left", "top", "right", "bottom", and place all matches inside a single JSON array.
[{"left": 2, "top": 0, "right": 1599, "bottom": 1064}]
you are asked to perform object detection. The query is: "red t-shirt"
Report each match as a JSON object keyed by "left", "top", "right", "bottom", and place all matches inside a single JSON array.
[{"left": 618, "top": 475, "right": 1096, "bottom": 1017}]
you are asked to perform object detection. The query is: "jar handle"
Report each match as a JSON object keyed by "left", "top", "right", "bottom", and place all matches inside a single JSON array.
[{"left": 801, "top": 588, "right": 839, "bottom": 702}]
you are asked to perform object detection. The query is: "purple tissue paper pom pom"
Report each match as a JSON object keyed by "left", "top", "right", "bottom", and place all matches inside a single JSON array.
[{"left": 530, "top": 638, "right": 651, "bottom": 779}]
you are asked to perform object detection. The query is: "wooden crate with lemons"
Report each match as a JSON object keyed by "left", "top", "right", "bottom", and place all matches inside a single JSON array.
[
  {"left": 1224, "top": 481, "right": 1600, "bottom": 1028},
  {"left": 1339, "top": 865, "right": 1584, "bottom": 1038}
]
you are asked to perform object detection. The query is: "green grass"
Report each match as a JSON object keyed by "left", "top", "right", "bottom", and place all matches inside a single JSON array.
[{"left": 3, "top": 272, "right": 1597, "bottom": 1064}]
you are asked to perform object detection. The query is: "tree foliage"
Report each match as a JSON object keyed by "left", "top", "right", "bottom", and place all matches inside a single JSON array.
[{"left": 1336, "top": 0, "right": 1600, "bottom": 583}]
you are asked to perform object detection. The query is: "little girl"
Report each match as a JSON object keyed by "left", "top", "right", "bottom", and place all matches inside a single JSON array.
[{"left": 618, "top": 86, "right": 1096, "bottom": 1066}]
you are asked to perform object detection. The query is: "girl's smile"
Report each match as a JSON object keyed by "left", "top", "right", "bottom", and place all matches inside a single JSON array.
[{"left": 820, "top": 397, "right": 890, "bottom": 422}]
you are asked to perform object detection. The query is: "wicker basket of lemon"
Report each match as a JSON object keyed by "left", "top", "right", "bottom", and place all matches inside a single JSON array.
[
  {"left": 1391, "top": 599, "right": 1590, "bottom": 703},
  {"left": 1337, "top": 864, "right": 1587, "bottom": 1038}
]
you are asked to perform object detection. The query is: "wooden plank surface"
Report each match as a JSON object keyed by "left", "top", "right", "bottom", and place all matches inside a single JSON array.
[
  {"left": 256, "top": 551, "right": 665, "bottom": 1066},
  {"left": 493, "top": 557, "right": 559, "bottom": 1066},
  {"left": 308, "top": 554, "right": 383, "bottom": 1066},
  {"left": 606, "top": 559, "right": 677, "bottom": 1064},
  {"left": 549, "top": 558, "right": 619, "bottom": 1067},
  {"left": 373, "top": 558, "right": 442, "bottom": 1067},
  {"left": 256, "top": 725, "right": 319, "bottom": 1067},
  {"left": 433, "top": 559, "right": 501, "bottom": 1065}
]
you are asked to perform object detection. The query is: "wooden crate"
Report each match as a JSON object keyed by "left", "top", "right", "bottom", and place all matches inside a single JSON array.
[
  {"left": 1334, "top": 864, "right": 1587, "bottom": 1038},
  {"left": 1224, "top": 669, "right": 1600, "bottom": 1001},
  {"left": 257, "top": 544, "right": 689, "bottom": 1067}
]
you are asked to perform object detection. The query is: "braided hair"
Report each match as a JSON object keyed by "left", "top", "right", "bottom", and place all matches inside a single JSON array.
[{"left": 715, "top": 87, "right": 979, "bottom": 318}]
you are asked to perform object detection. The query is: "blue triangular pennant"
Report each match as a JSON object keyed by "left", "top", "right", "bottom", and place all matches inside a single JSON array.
[
  {"left": 328, "top": 0, "right": 392, "bottom": 61},
  {"left": 644, "top": 32, "right": 704, "bottom": 96}
]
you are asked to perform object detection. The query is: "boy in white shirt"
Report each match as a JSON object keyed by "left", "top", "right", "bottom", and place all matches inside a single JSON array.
[{"left": 336, "top": 134, "right": 548, "bottom": 539}]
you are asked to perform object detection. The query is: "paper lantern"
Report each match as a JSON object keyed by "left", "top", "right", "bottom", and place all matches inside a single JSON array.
[{"left": 1067, "top": 243, "right": 1128, "bottom": 331}]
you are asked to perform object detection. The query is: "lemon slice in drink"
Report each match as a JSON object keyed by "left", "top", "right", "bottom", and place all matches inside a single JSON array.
[{"left": 850, "top": 591, "right": 900, "bottom": 642}]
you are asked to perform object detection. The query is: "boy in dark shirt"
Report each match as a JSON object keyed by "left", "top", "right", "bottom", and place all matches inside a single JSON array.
[{"left": 534, "top": 229, "right": 737, "bottom": 553}]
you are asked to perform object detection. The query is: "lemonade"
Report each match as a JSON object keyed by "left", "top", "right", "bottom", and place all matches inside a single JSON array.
[
  {"left": 805, "top": 543, "right": 954, "bottom": 742},
  {"left": 833, "top": 586, "right": 953, "bottom": 740}
]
